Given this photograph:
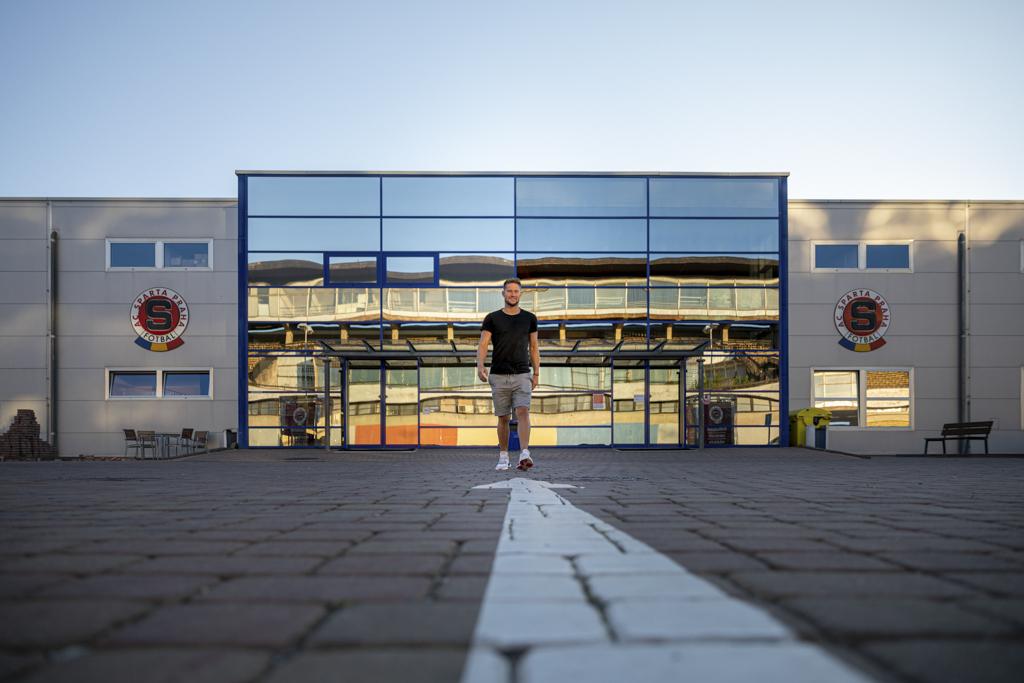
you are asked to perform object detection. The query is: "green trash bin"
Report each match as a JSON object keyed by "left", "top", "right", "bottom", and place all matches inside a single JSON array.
[{"left": 789, "top": 408, "right": 832, "bottom": 448}]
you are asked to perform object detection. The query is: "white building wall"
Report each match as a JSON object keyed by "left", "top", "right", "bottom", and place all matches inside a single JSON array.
[
  {"left": 0, "top": 202, "right": 50, "bottom": 439},
  {"left": 0, "top": 199, "right": 239, "bottom": 457},
  {"left": 788, "top": 200, "right": 1024, "bottom": 454}
]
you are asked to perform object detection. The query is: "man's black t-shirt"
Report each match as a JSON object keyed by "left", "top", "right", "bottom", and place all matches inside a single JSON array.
[{"left": 482, "top": 309, "right": 538, "bottom": 374}]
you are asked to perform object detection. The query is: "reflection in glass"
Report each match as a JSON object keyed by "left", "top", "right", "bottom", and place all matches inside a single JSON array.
[
  {"left": 248, "top": 253, "right": 324, "bottom": 286},
  {"left": 164, "top": 243, "right": 209, "bottom": 267},
  {"left": 249, "top": 323, "right": 380, "bottom": 352},
  {"left": 813, "top": 370, "right": 859, "bottom": 426},
  {"left": 516, "top": 178, "right": 646, "bottom": 217},
  {"left": 653, "top": 323, "right": 779, "bottom": 351},
  {"left": 650, "top": 255, "right": 779, "bottom": 284},
  {"left": 248, "top": 218, "right": 381, "bottom": 251},
  {"left": 814, "top": 244, "right": 858, "bottom": 269},
  {"left": 866, "top": 370, "right": 911, "bottom": 427},
  {"left": 382, "top": 177, "right": 514, "bottom": 216},
  {"left": 328, "top": 256, "right": 378, "bottom": 284},
  {"left": 538, "top": 322, "right": 646, "bottom": 349},
  {"left": 865, "top": 244, "right": 910, "bottom": 269},
  {"left": 649, "top": 367, "right": 681, "bottom": 445},
  {"left": 612, "top": 366, "right": 645, "bottom": 444},
  {"left": 649, "top": 177, "right": 779, "bottom": 217},
  {"left": 650, "top": 219, "right": 779, "bottom": 252},
  {"left": 516, "top": 219, "right": 646, "bottom": 251},
  {"left": 383, "top": 219, "right": 514, "bottom": 251},
  {"left": 248, "top": 287, "right": 380, "bottom": 321},
  {"left": 439, "top": 254, "right": 514, "bottom": 286},
  {"left": 385, "top": 256, "right": 435, "bottom": 284},
  {"left": 109, "top": 371, "right": 157, "bottom": 397},
  {"left": 517, "top": 254, "right": 646, "bottom": 285},
  {"left": 249, "top": 356, "right": 338, "bottom": 391},
  {"left": 701, "top": 354, "right": 780, "bottom": 391},
  {"left": 109, "top": 242, "right": 155, "bottom": 268},
  {"left": 247, "top": 176, "right": 379, "bottom": 216},
  {"left": 649, "top": 287, "right": 779, "bottom": 321},
  {"left": 163, "top": 371, "right": 211, "bottom": 397}
]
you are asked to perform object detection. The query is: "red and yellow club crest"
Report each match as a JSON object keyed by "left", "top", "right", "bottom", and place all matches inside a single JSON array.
[
  {"left": 834, "top": 289, "right": 889, "bottom": 352},
  {"left": 130, "top": 288, "right": 189, "bottom": 352}
]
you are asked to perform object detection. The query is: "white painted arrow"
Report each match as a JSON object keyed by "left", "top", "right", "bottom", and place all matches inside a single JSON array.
[{"left": 461, "top": 477, "right": 874, "bottom": 683}]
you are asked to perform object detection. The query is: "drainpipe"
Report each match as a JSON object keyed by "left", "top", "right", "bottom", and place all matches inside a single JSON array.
[
  {"left": 957, "top": 207, "right": 970, "bottom": 454},
  {"left": 48, "top": 214, "right": 59, "bottom": 455}
]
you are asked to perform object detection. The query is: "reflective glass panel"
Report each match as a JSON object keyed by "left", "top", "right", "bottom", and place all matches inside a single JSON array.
[
  {"left": 520, "top": 288, "right": 647, "bottom": 320},
  {"left": 386, "top": 256, "right": 435, "bottom": 285},
  {"left": 650, "top": 219, "right": 779, "bottom": 252},
  {"left": 815, "top": 244, "right": 858, "bottom": 269},
  {"left": 248, "top": 218, "right": 380, "bottom": 251},
  {"left": 649, "top": 178, "right": 779, "bottom": 217},
  {"left": 815, "top": 400, "right": 859, "bottom": 426},
  {"left": 248, "top": 287, "right": 380, "bottom": 321},
  {"left": 866, "top": 244, "right": 910, "bottom": 269},
  {"left": 814, "top": 371, "right": 858, "bottom": 399},
  {"left": 163, "top": 242, "right": 209, "bottom": 267},
  {"left": 530, "top": 392, "right": 611, "bottom": 427},
  {"left": 163, "top": 371, "right": 210, "bottom": 397},
  {"left": 328, "top": 256, "right": 378, "bottom": 285},
  {"left": 420, "top": 426, "right": 498, "bottom": 447},
  {"left": 249, "top": 357, "right": 329, "bottom": 391},
  {"left": 247, "top": 176, "right": 379, "bottom": 216},
  {"left": 249, "top": 322, "right": 376, "bottom": 352},
  {"left": 516, "top": 219, "right": 646, "bottom": 251},
  {"left": 517, "top": 254, "right": 646, "bottom": 285},
  {"left": 650, "top": 255, "right": 779, "bottom": 284},
  {"left": 382, "top": 177, "right": 514, "bottom": 216},
  {"left": 110, "top": 242, "right": 155, "bottom": 268},
  {"left": 865, "top": 370, "right": 911, "bottom": 427},
  {"left": 109, "top": 371, "right": 156, "bottom": 397},
  {"left": 702, "top": 354, "right": 780, "bottom": 391},
  {"left": 439, "top": 254, "right": 514, "bottom": 286},
  {"left": 248, "top": 253, "right": 324, "bottom": 286},
  {"left": 516, "top": 178, "right": 646, "bottom": 217},
  {"left": 383, "top": 219, "right": 513, "bottom": 251},
  {"left": 653, "top": 323, "right": 778, "bottom": 350}
]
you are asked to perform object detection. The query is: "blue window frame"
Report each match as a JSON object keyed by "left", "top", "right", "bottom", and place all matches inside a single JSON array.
[
  {"left": 383, "top": 252, "right": 439, "bottom": 287},
  {"left": 814, "top": 244, "right": 859, "bottom": 269},
  {"left": 324, "top": 252, "right": 380, "bottom": 286}
]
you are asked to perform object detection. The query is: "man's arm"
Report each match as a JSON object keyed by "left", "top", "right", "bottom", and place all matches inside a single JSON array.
[
  {"left": 529, "top": 331, "right": 540, "bottom": 389},
  {"left": 477, "top": 330, "right": 492, "bottom": 382}
]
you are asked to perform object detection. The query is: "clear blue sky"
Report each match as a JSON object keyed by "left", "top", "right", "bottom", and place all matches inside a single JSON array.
[{"left": 1, "top": 0, "right": 1021, "bottom": 199}]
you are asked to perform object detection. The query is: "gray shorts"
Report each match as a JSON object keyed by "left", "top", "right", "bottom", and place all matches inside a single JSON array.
[{"left": 488, "top": 372, "right": 533, "bottom": 416}]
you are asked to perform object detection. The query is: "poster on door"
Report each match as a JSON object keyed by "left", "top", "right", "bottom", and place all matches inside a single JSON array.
[{"left": 703, "top": 401, "right": 734, "bottom": 446}]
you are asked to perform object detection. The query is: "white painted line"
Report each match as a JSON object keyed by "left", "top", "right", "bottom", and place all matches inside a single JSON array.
[{"left": 461, "top": 477, "right": 874, "bottom": 683}]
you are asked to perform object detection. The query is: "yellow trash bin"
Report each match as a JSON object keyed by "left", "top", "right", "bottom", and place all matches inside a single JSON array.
[{"left": 789, "top": 408, "right": 832, "bottom": 448}]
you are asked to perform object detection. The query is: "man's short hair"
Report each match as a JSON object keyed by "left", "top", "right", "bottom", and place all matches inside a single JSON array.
[{"left": 502, "top": 278, "right": 522, "bottom": 290}]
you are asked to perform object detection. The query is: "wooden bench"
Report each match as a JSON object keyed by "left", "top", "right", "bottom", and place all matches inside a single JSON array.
[{"left": 923, "top": 421, "right": 993, "bottom": 454}]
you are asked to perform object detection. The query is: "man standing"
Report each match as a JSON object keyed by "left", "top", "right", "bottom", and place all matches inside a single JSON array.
[{"left": 477, "top": 279, "right": 540, "bottom": 471}]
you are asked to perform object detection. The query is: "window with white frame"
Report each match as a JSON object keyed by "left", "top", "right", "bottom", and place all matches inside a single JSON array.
[
  {"left": 106, "top": 239, "right": 213, "bottom": 270},
  {"left": 813, "top": 241, "right": 912, "bottom": 271},
  {"left": 106, "top": 369, "right": 213, "bottom": 399},
  {"left": 812, "top": 368, "right": 912, "bottom": 428}
]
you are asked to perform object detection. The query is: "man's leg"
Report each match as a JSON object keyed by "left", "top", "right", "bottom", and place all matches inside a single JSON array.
[
  {"left": 497, "top": 414, "right": 511, "bottom": 452},
  {"left": 515, "top": 406, "right": 530, "bottom": 451}
]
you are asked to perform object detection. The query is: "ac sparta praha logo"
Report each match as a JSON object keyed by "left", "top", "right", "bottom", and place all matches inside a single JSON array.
[
  {"left": 131, "top": 288, "right": 189, "bottom": 351},
  {"left": 834, "top": 289, "right": 889, "bottom": 352}
]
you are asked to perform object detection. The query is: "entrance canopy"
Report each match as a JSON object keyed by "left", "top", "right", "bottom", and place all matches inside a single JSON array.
[{"left": 318, "top": 339, "right": 709, "bottom": 366}]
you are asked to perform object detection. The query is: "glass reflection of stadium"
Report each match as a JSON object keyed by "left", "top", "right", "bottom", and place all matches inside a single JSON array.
[{"left": 239, "top": 173, "right": 787, "bottom": 449}]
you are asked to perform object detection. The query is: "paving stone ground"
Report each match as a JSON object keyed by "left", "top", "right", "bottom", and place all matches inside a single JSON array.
[{"left": 1, "top": 448, "right": 1022, "bottom": 682}]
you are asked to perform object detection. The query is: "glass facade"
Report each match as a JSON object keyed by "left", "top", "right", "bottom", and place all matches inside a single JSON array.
[{"left": 240, "top": 173, "right": 787, "bottom": 449}]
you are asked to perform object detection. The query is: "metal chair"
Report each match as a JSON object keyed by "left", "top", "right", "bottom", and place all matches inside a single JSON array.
[
  {"left": 136, "top": 430, "right": 157, "bottom": 459},
  {"left": 123, "top": 429, "right": 142, "bottom": 457},
  {"left": 191, "top": 430, "right": 209, "bottom": 454},
  {"left": 171, "top": 428, "right": 194, "bottom": 456}
]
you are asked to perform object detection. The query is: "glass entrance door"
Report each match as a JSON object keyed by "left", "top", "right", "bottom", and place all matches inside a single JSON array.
[
  {"left": 345, "top": 361, "right": 419, "bottom": 447},
  {"left": 612, "top": 360, "right": 683, "bottom": 448}
]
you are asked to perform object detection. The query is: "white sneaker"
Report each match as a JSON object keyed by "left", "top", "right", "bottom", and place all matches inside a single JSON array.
[
  {"left": 517, "top": 449, "right": 534, "bottom": 471},
  {"left": 495, "top": 452, "right": 510, "bottom": 471}
]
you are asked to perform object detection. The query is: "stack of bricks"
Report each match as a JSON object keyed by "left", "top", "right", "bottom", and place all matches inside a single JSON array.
[{"left": 0, "top": 409, "right": 57, "bottom": 460}]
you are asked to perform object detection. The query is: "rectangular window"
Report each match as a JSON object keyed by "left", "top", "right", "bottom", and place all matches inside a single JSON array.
[
  {"left": 107, "top": 240, "right": 212, "bottom": 270},
  {"left": 814, "top": 244, "right": 859, "bottom": 269},
  {"left": 247, "top": 176, "right": 380, "bottom": 216},
  {"left": 812, "top": 369, "right": 912, "bottom": 428},
  {"left": 109, "top": 242, "right": 156, "bottom": 268},
  {"left": 162, "top": 371, "right": 212, "bottom": 398},
  {"left": 248, "top": 253, "right": 325, "bottom": 287},
  {"left": 248, "top": 218, "right": 381, "bottom": 251},
  {"left": 107, "top": 369, "right": 213, "bottom": 399},
  {"left": 516, "top": 219, "right": 646, "bottom": 251},
  {"left": 109, "top": 371, "right": 157, "bottom": 398},
  {"left": 438, "top": 254, "right": 514, "bottom": 286},
  {"left": 326, "top": 255, "right": 379, "bottom": 285},
  {"left": 649, "top": 178, "right": 779, "bottom": 218},
  {"left": 813, "top": 242, "right": 912, "bottom": 271},
  {"left": 384, "top": 255, "right": 437, "bottom": 286},
  {"left": 383, "top": 218, "right": 514, "bottom": 251},
  {"left": 650, "top": 219, "right": 779, "bottom": 252}
]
